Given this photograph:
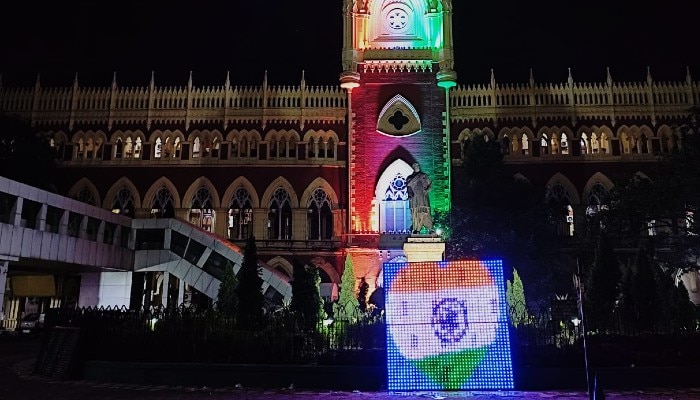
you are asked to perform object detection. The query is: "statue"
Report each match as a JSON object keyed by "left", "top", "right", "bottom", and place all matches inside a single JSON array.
[{"left": 406, "top": 162, "right": 433, "bottom": 234}]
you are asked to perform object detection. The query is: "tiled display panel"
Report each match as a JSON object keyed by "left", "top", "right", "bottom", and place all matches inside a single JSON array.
[{"left": 384, "top": 260, "right": 514, "bottom": 390}]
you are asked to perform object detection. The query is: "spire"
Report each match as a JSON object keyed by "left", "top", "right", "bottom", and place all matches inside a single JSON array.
[
  {"left": 263, "top": 70, "right": 268, "bottom": 89},
  {"left": 73, "top": 72, "right": 79, "bottom": 89},
  {"left": 567, "top": 67, "right": 573, "bottom": 85},
  {"left": 646, "top": 66, "right": 653, "bottom": 85},
  {"left": 225, "top": 70, "right": 230, "bottom": 89},
  {"left": 606, "top": 67, "right": 613, "bottom": 86},
  {"left": 529, "top": 68, "right": 535, "bottom": 87},
  {"left": 150, "top": 70, "right": 155, "bottom": 90},
  {"left": 111, "top": 71, "right": 117, "bottom": 89},
  {"left": 187, "top": 70, "right": 193, "bottom": 89},
  {"left": 686, "top": 66, "right": 693, "bottom": 85},
  {"left": 301, "top": 70, "right": 306, "bottom": 91},
  {"left": 490, "top": 68, "right": 495, "bottom": 88},
  {"left": 34, "top": 72, "right": 41, "bottom": 91}
]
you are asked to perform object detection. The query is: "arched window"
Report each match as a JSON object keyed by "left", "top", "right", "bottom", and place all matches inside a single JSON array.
[
  {"left": 381, "top": 172, "right": 411, "bottom": 234},
  {"left": 600, "top": 132, "right": 610, "bottom": 154},
  {"left": 114, "top": 138, "right": 123, "bottom": 159},
  {"left": 228, "top": 187, "right": 253, "bottom": 240},
  {"left": 85, "top": 138, "right": 94, "bottom": 159},
  {"left": 288, "top": 138, "right": 297, "bottom": 158},
  {"left": 230, "top": 138, "right": 239, "bottom": 158},
  {"left": 547, "top": 182, "right": 573, "bottom": 237},
  {"left": 550, "top": 133, "right": 560, "bottom": 154},
  {"left": 521, "top": 133, "right": 530, "bottom": 155},
  {"left": 540, "top": 134, "right": 549, "bottom": 155},
  {"left": 308, "top": 188, "right": 333, "bottom": 240},
  {"left": 76, "top": 138, "right": 85, "bottom": 159},
  {"left": 560, "top": 133, "right": 569, "bottom": 155},
  {"left": 151, "top": 187, "right": 175, "bottom": 218},
  {"left": 124, "top": 137, "right": 134, "bottom": 158},
  {"left": 585, "top": 183, "right": 609, "bottom": 218},
  {"left": 76, "top": 187, "right": 96, "bottom": 205},
  {"left": 326, "top": 138, "right": 335, "bottom": 159},
  {"left": 192, "top": 136, "right": 201, "bottom": 158},
  {"left": 268, "top": 188, "right": 292, "bottom": 240},
  {"left": 133, "top": 137, "right": 142, "bottom": 159},
  {"left": 308, "top": 137, "right": 317, "bottom": 158},
  {"left": 580, "top": 133, "right": 589, "bottom": 155},
  {"left": 154, "top": 137, "right": 163, "bottom": 159},
  {"left": 269, "top": 137, "right": 278, "bottom": 159},
  {"left": 189, "top": 186, "right": 214, "bottom": 232},
  {"left": 112, "top": 187, "right": 135, "bottom": 217}
]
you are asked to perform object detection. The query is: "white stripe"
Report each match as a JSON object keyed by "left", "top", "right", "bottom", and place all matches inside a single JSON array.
[{"left": 387, "top": 286, "right": 499, "bottom": 360}]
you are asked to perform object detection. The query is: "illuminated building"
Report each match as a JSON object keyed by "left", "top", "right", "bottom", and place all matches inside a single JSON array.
[{"left": 0, "top": 0, "right": 698, "bottom": 317}]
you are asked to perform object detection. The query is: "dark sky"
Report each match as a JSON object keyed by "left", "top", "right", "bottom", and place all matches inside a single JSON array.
[{"left": 1, "top": 0, "right": 697, "bottom": 87}]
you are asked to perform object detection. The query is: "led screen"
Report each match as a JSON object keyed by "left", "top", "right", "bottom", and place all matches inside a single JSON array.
[{"left": 384, "top": 260, "right": 514, "bottom": 390}]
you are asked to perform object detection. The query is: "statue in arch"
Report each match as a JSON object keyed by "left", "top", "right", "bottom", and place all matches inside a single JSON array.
[{"left": 406, "top": 162, "right": 433, "bottom": 234}]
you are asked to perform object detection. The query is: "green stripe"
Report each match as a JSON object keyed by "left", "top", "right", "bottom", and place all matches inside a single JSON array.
[{"left": 411, "top": 347, "right": 488, "bottom": 390}]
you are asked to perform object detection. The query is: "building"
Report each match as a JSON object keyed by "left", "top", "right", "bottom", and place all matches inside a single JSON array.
[{"left": 1, "top": 0, "right": 699, "bottom": 328}]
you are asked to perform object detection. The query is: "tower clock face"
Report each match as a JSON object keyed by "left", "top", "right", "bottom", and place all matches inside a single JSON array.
[{"left": 387, "top": 8, "right": 408, "bottom": 30}]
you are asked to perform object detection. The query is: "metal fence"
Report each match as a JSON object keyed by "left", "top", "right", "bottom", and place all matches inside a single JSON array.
[{"left": 42, "top": 303, "right": 700, "bottom": 368}]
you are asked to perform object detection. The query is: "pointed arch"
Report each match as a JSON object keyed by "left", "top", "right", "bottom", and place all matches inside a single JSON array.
[
  {"left": 309, "top": 256, "right": 341, "bottom": 284},
  {"left": 261, "top": 177, "right": 299, "bottom": 208},
  {"left": 300, "top": 178, "right": 340, "bottom": 208},
  {"left": 266, "top": 256, "right": 294, "bottom": 278},
  {"left": 103, "top": 177, "right": 142, "bottom": 209},
  {"left": 67, "top": 178, "right": 101, "bottom": 207},
  {"left": 182, "top": 177, "right": 221, "bottom": 209},
  {"left": 582, "top": 172, "right": 615, "bottom": 204},
  {"left": 222, "top": 177, "right": 260, "bottom": 209},
  {"left": 143, "top": 177, "right": 182, "bottom": 209},
  {"left": 544, "top": 172, "right": 581, "bottom": 205},
  {"left": 375, "top": 158, "right": 414, "bottom": 233}
]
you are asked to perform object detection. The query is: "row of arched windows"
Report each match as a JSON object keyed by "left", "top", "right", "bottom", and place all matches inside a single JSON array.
[
  {"left": 460, "top": 125, "right": 689, "bottom": 159},
  {"left": 70, "top": 179, "right": 336, "bottom": 242},
  {"left": 50, "top": 129, "right": 341, "bottom": 162}
]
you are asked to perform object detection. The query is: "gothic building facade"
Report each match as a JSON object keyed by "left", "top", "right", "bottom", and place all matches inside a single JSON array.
[{"left": 1, "top": 0, "right": 698, "bottom": 313}]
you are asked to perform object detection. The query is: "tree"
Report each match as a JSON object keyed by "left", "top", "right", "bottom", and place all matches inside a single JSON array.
[
  {"left": 506, "top": 268, "right": 529, "bottom": 327},
  {"left": 216, "top": 260, "right": 238, "bottom": 317},
  {"left": 290, "top": 260, "right": 324, "bottom": 331},
  {"left": 236, "top": 236, "right": 264, "bottom": 329},
  {"left": 0, "top": 113, "right": 57, "bottom": 191},
  {"left": 447, "top": 132, "right": 570, "bottom": 309},
  {"left": 583, "top": 231, "right": 621, "bottom": 331},
  {"left": 336, "top": 253, "right": 359, "bottom": 319},
  {"left": 630, "top": 242, "right": 660, "bottom": 331}
]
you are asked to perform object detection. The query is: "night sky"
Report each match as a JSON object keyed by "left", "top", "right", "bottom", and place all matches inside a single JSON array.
[{"left": 0, "top": 0, "right": 697, "bottom": 87}]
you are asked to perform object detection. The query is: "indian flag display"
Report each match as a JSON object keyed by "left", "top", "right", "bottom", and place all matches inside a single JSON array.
[{"left": 384, "top": 260, "right": 514, "bottom": 390}]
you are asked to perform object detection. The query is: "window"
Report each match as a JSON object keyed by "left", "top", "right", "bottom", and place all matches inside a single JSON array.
[
  {"left": 189, "top": 186, "right": 214, "bottom": 232},
  {"left": 111, "top": 187, "right": 135, "bottom": 217},
  {"left": 268, "top": 188, "right": 292, "bottom": 240},
  {"left": 381, "top": 173, "right": 411, "bottom": 234},
  {"left": 150, "top": 187, "right": 175, "bottom": 218},
  {"left": 228, "top": 187, "right": 253, "bottom": 240},
  {"left": 580, "top": 133, "right": 589, "bottom": 155},
  {"left": 308, "top": 188, "right": 333, "bottom": 240},
  {"left": 547, "top": 183, "right": 573, "bottom": 237},
  {"left": 521, "top": 134, "right": 530, "bottom": 155},
  {"left": 560, "top": 133, "right": 569, "bottom": 154},
  {"left": 76, "top": 187, "right": 96, "bottom": 206}
]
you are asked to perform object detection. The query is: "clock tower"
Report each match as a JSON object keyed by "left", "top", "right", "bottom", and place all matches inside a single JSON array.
[{"left": 340, "top": 1, "right": 457, "bottom": 287}]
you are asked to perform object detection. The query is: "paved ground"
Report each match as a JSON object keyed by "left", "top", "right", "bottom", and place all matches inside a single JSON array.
[{"left": 2, "top": 334, "right": 699, "bottom": 400}]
